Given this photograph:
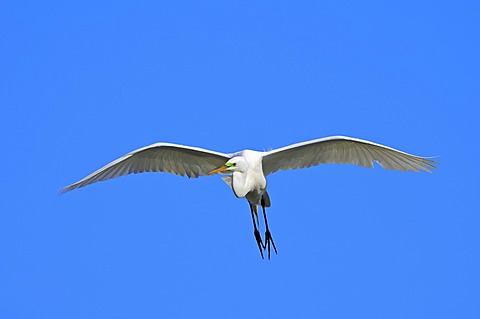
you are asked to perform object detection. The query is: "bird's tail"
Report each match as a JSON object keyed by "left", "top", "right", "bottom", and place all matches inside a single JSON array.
[{"left": 262, "top": 191, "right": 271, "bottom": 208}]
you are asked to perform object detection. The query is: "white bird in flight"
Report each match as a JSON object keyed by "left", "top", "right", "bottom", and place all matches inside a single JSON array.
[{"left": 62, "top": 136, "right": 436, "bottom": 259}]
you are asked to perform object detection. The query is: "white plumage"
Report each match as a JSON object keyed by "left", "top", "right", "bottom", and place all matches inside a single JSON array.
[{"left": 62, "top": 136, "right": 437, "bottom": 259}]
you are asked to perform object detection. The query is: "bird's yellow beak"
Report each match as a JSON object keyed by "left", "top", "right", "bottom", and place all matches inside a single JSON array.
[{"left": 208, "top": 165, "right": 229, "bottom": 175}]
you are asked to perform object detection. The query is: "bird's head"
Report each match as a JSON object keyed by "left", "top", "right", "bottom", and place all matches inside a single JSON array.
[{"left": 208, "top": 157, "right": 247, "bottom": 175}]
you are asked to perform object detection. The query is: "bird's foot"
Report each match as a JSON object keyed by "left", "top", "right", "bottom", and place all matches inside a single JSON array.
[
  {"left": 263, "top": 230, "right": 278, "bottom": 260},
  {"left": 254, "top": 229, "right": 264, "bottom": 259}
]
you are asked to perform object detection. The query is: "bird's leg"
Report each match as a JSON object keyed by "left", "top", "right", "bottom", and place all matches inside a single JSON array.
[
  {"left": 250, "top": 203, "right": 264, "bottom": 259},
  {"left": 261, "top": 197, "right": 277, "bottom": 259},
  {"left": 254, "top": 206, "right": 260, "bottom": 228}
]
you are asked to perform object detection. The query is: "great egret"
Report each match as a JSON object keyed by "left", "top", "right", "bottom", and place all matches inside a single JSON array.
[{"left": 61, "top": 136, "right": 436, "bottom": 259}]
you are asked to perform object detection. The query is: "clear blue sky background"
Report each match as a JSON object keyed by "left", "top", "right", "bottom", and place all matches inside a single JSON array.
[{"left": 1, "top": 1, "right": 479, "bottom": 318}]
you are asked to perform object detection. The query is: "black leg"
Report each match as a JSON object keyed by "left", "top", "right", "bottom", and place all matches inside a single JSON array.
[
  {"left": 261, "top": 196, "right": 277, "bottom": 259},
  {"left": 250, "top": 203, "right": 264, "bottom": 259}
]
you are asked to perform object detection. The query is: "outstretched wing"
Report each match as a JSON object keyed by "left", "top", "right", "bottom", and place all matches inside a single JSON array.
[
  {"left": 61, "top": 143, "right": 231, "bottom": 193},
  {"left": 262, "top": 136, "right": 437, "bottom": 176}
]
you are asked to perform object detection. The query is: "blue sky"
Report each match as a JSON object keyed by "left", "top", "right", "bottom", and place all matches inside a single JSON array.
[{"left": 1, "top": 1, "right": 479, "bottom": 318}]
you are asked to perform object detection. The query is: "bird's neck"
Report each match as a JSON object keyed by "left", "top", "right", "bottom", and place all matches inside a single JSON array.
[{"left": 232, "top": 169, "right": 266, "bottom": 200}]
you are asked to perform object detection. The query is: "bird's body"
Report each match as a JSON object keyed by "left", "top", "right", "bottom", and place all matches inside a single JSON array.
[
  {"left": 62, "top": 136, "right": 437, "bottom": 259},
  {"left": 227, "top": 150, "right": 266, "bottom": 204}
]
